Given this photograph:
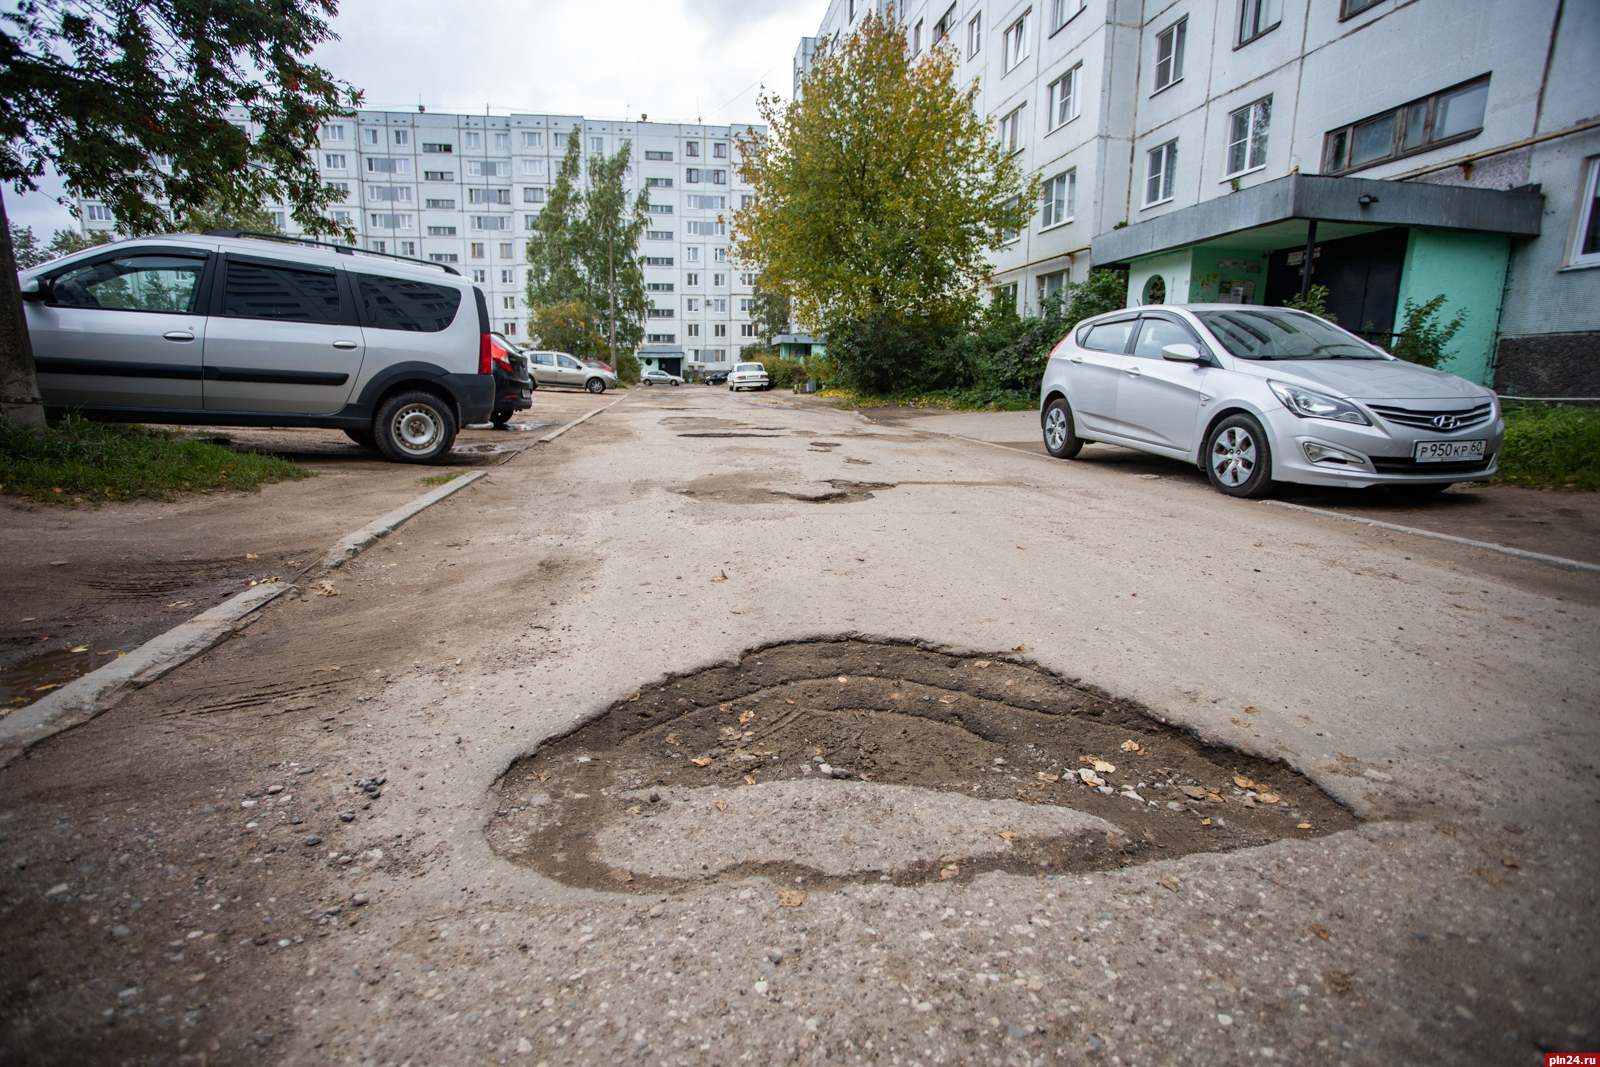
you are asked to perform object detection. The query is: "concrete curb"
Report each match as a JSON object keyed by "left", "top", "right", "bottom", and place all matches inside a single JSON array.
[
  {"left": 320, "top": 470, "right": 487, "bottom": 569},
  {"left": 0, "top": 581, "right": 290, "bottom": 768},
  {"left": 537, "top": 394, "right": 627, "bottom": 445},
  {"left": 1262, "top": 499, "right": 1600, "bottom": 573}
]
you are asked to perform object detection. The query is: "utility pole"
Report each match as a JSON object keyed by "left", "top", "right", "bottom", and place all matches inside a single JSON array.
[{"left": 608, "top": 214, "right": 617, "bottom": 372}]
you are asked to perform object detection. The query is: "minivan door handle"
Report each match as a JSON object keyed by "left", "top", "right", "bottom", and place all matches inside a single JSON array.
[
  {"left": 163, "top": 331, "right": 195, "bottom": 342},
  {"left": 331, "top": 340, "right": 359, "bottom": 350}
]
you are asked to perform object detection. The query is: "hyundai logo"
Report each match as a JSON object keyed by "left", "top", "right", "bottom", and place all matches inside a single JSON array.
[{"left": 1432, "top": 414, "right": 1462, "bottom": 430}]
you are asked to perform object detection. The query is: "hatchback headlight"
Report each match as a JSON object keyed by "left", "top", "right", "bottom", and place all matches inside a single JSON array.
[{"left": 1269, "top": 381, "right": 1370, "bottom": 425}]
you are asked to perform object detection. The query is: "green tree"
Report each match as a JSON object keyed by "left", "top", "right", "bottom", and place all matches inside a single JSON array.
[
  {"left": 1388, "top": 294, "right": 1466, "bottom": 369},
  {"left": 750, "top": 275, "right": 791, "bottom": 348},
  {"left": 8, "top": 222, "right": 42, "bottom": 268},
  {"left": 524, "top": 127, "right": 650, "bottom": 370},
  {"left": 44, "top": 228, "right": 111, "bottom": 258},
  {"left": 0, "top": 0, "right": 361, "bottom": 426},
  {"left": 175, "top": 192, "right": 282, "bottom": 236},
  {"left": 530, "top": 300, "right": 607, "bottom": 360},
  {"left": 733, "top": 9, "right": 1036, "bottom": 392}
]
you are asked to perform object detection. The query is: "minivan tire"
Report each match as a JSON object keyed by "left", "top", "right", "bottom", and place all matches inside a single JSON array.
[
  {"left": 344, "top": 428, "right": 377, "bottom": 450},
  {"left": 374, "top": 390, "right": 457, "bottom": 464},
  {"left": 1204, "top": 413, "right": 1274, "bottom": 497},
  {"left": 586, "top": 377, "right": 606, "bottom": 394}
]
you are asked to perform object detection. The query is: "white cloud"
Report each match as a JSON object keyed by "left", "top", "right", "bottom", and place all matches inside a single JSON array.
[{"left": 7, "top": 0, "right": 821, "bottom": 235}]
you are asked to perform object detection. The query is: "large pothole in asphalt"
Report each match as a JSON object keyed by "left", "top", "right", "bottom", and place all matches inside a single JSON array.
[{"left": 485, "top": 641, "right": 1357, "bottom": 893}]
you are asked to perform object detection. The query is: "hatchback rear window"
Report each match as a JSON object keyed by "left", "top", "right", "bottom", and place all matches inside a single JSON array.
[{"left": 357, "top": 273, "right": 463, "bottom": 332}]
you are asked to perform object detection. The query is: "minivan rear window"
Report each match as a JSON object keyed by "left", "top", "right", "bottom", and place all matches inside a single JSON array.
[
  {"left": 222, "top": 260, "right": 342, "bottom": 324},
  {"left": 357, "top": 273, "right": 463, "bottom": 332}
]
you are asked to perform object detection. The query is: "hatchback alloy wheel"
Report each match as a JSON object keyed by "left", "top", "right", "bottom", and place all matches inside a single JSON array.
[{"left": 1204, "top": 413, "right": 1274, "bottom": 497}]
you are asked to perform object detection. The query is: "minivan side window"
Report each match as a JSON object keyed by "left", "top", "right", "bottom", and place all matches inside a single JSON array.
[
  {"left": 1080, "top": 320, "right": 1135, "bottom": 353},
  {"left": 557, "top": 354, "right": 582, "bottom": 369},
  {"left": 531, "top": 352, "right": 554, "bottom": 366},
  {"left": 356, "top": 273, "right": 463, "bottom": 332},
  {"left": 222, "top": 260, "right": 342, "bottom": 324},
  {"left": 50, "top": 254, "right": 205, "bottom": 313}
]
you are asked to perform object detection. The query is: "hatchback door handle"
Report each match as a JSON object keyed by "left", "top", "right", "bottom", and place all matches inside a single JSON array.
[
  {"left": 1125, "top": 366, "right": 1142, "bottom": 377},
  {"left": 331, "top": 340, "right": 359, "bottom": 350},
  {"left": 1068, "top": 355, "right": 1084, "bottom": 364},
  {"left": 163, "top": 331, "right": 194, "bottom": 342}
]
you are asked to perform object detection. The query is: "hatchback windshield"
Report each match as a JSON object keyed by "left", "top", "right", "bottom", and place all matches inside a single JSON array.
[{"left": 1194, "top": 308, "right": 1386, "bottom": 360}]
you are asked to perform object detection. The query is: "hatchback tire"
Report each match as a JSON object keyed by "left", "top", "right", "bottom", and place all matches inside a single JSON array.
[
  {"left": 1204, "top": 413, "right": 1274, "bottom": 497},
  {"left": 586, "top": 377, "right": 606, "bottom": 394},
  {"left": 1042, "top": 398, "right": 1084, "bottom": 459},
  {"left": 374, "top": 390, "right": 457, "bottom": 464}
]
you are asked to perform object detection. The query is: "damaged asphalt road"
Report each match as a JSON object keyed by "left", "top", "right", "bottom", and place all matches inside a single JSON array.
[{"left": 0, "top": 388, "right": 1596, "bottom": 1066}]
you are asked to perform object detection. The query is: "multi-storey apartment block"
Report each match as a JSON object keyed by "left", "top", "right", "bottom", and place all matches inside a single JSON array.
[
  {"left": 800, "top": 0, "right": 1597, "bottom": 395},
  {"left": 75, "top": 111, "right": 766, "bottom": 378}
]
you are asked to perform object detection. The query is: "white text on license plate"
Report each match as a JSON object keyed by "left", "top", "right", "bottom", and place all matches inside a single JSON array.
[{"left": 1413, "top": 439, "right": 1486, "bottom": 463}]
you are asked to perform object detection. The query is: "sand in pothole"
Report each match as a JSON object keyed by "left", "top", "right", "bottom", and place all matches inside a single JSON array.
[
  {"left": 486, "top": 640, "right": 1358, "bottom": 892},
  {"left": 600, "top": 780, "right": 1121, "bottom": 879}
]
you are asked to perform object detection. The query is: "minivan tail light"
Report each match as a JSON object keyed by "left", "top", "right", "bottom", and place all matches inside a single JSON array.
[{"left": 479, "top": 334, "right": 494, "bottom": 374}]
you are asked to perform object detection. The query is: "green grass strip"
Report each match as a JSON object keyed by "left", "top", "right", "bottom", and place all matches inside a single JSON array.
[
  {"left": 0, "top": 414, "right": 312, "bottom": 505},
  {"left": 1496, "top": 402, "right": 1600, "bottom": 491}
]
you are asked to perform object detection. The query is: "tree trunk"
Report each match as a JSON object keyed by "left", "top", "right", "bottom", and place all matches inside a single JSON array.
[
  {"left": 607, "top": 224, "right": 617, "bottom": 372},
  {"left": 0, "top": 190, "right": 45, "bottom": 428}
]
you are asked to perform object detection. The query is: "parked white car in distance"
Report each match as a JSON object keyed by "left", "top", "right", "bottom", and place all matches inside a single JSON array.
[{"left": 729, "top": 362, "right": 770, "bottom": 392}]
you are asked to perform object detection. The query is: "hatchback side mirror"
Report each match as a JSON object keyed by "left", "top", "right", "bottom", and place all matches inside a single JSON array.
[
  {"left": 18, "top": 277, "right": 46, "bottom": 301},
  {"left": 1161, "top": 342, "right": 1204, "bottom": 363}
]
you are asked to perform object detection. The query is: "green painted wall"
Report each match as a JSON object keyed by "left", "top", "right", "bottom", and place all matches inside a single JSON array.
[
  {"left": 1187, "top": 248, "right": 1270, "bottom": 304},
  {"left": 1125, "top": 250, "right": 1193, "bottom": 307},
  {"left": 1396, "top": 228, "right": 1511, "bottom": 385}
]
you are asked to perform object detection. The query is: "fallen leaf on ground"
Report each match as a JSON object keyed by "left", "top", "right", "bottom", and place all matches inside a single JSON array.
[
  {"left": 778, "top": 891, "right": 806, "bottom": 907},
  {"left": 1233, "top": 775, "right": 1256, "bottom": 789},
  {"left": 245, "top": 553, "right": 258, "bottom": 560},
  {"left": 711, "top": 570, "right": 727, "bottom": 582},
  {"left": 1477, "top": 867, "right": 1502, "bottom": 885},
  {"left": 938, "top": 696, "right": 959, "bottom": 704},
  {"left": 940, "top": 865, "right": 959, "bottom": 880},
  {"left": 1160, "top": 876, "right": 1180, "bottom": 893},
  {"left": 997, "top": 831, "right": 1019, "bottom": 842},
  {"left": 837, "top": 675, "right": 848, "bottom": 683},
  {"left": 1120, "top": 740, "right": 1142, "bottom": 753},
  {"left": 1501, "top": 858, "right": 1520, "bottom": 869},
  {"left": 610, "top": 868, "right": 633, "bottom": 883},
  {"left": 1244, "top": 706, "right": 1261, "bottom": 714},
  {"left": 1036, "top": 772, "right": 1060, "bottom": 783},
  {"left": 785, "top": 699, "right": 794, "bottom": 704},
  {"left": 1257, "top": 793, "right": 1280, "bottom": 804},
  {"left": 665, "top": 733, "right": 682, "bottom": 745},
  {"left": 1297, "top": 822, "right": 1313, "bottom": 830},
  {"left": 714, "top": 798, "right": 728, "bottom": 813},
  {"left": 974, "top": 660, "right": 991, "bottom": 668},
  {"left": 690, "top": 757, "right": 714, "bottom": 767},
  {"left": 1325, "top": 971, "right": 1352, "bottom": 994},
  {"left": 743, "top": 776, "right": 756, "bottom": 786},
  {"left": 166, "top": 600, "right": 193, "bottom": 609},
  {"left": 1181, "top": 785, "right": 1208, "bottom": 799},
  {"left": 1200, "top": 818, "right": 1213, "bottom": 826},
  {"left": 34, "top": 683, "right": 64, "bottom": 692},
  {"left": 1090, "top": 760, "right": 1115, "bottom": 774},
  {"left": 1310, "top": 924, "right": 1331, "bottom": 940},
  {"left": 1016, "top": 546, "right": 1027, "bottom": 550},
  {"left": 1012, "top": 644, "right": 1026, "bottom": 651},
  {"left": 739, "top": 709, "right": 755, "bottom": 724},
  {"left": 69, "top": 645, "right": 89, "bottom": 653},
  {"left": 1231, "top": 717, "right": 1248, "bottom": 726},
  {"left": 315, "top": 581, "right": 338, "bottom": 596}
]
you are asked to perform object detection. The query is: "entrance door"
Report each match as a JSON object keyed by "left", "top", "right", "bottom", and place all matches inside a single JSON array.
[
  {"left": 1266, "top": 227, "right": 1407, "bottom": 342},
  {"left": 29, "top": 249, "right": 211, "bottom": 412},
  {"left": 203, "top": 255, "right": 364, "bottom": 414}
]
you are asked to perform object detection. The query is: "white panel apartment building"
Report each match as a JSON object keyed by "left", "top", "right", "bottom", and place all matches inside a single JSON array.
[
  {"left": 799, "top": 0, "right": 1597, "bottom": 394},
  {"left": 76, "top": 110, "right": 766, "bottom": 376}
]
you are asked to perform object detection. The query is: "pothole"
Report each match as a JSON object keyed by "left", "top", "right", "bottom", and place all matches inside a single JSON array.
[
  {"left": 677, "top": 432, "right": 785, "bottom": 438},
  {"left": 672, "top": 478, "right": 895, "bottom": 505},
  {"left": 486, "top": 641, "right": 1356, "bottom": 893},
  {"left": 778, "top": 479, "right": 892, "bottom": 503}
]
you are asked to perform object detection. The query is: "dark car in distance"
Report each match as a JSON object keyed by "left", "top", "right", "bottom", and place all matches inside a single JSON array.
[
  {"left": 486, "top": 332, "right": 533, "bottom": 428},
  {"left": 704, "top": 371, "right": 729, "bottom": 385}
]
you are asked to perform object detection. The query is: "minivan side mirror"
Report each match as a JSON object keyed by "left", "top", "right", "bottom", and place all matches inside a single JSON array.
[
  {"left": 18, "top": 277, "right": 45, "bottom": 301},
  {"left": 1161, "top": 342, "right": 1204, "bottom": 363}
]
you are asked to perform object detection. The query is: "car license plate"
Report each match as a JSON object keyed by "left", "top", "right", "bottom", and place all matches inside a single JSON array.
[{"left": 1413, "top": 439, "right": 1486, "bottom": 462}]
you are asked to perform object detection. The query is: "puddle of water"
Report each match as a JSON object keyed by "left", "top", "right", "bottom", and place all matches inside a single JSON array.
[{"left": 1, "top": 647, "right": 123, "bottom": 713}]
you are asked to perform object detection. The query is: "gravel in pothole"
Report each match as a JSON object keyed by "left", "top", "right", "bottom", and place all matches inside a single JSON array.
[{"left": 486, "top": 641, "right": 1357, "bottom": 892}]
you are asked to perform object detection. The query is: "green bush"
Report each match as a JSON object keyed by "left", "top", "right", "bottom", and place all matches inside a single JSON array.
[
  {"left": 1389, "top": 295, "right": 1466, "bottom": 369},
  {"left": 1497, "top": 402, "right": 1600, "bottom": 490},
  {"left": 614, "top": 349, "right": 641, "bottom": 385},
  {"left": 0, "top": 414, "right": 312, "bottom": 503}
]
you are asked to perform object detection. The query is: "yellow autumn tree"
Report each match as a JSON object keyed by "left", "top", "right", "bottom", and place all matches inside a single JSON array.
[{"left": 733, "top": 10, "right": 1036, "bottom": 392}]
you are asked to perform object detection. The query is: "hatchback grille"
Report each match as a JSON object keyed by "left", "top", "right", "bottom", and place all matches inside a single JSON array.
[
  {"left": 1366, "top": 401, "right": 1493, "bottom": 432},
  {"left": 1369, "top": 454, "right": 1496, "bottom": 475}
]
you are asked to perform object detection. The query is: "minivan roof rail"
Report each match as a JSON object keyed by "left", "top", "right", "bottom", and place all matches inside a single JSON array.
[{"left": 202, "top": 230, "right": 462, "bottom": 276}]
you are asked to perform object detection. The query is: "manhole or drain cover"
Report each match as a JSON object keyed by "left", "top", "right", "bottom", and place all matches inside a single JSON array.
[{"left": 487, "top": 642, "right": 1356, "bottom": 892}]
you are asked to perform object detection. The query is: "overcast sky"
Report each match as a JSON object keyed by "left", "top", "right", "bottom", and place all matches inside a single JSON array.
[{"left": 8, "top": 0, "right": 820, "bottom": 236}]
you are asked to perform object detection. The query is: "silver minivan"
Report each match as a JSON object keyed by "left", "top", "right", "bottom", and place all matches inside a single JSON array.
[
  {"left": 1039, "top": 304, "right": 1504, "bottom": 497},
  {"left": 19, "top": 231, "right": 496, "bottom": 463}
]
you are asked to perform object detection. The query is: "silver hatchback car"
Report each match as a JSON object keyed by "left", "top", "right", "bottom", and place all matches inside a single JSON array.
[{"left": 1039, "top": 305, "right": 1503, "bottom": 497}]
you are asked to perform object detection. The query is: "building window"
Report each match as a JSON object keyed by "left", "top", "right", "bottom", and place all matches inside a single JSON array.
[
  {"left": 368, "top": 184, "right": 413, "bottom": 202},
  {"left": 502, "top": 296, "right": 516, "bottom": 310},
  {"left": 501, "top": 269, "right": 516, "bottom": 283},
  {"left": 1237, "top": 0, "right": 1281, "bottom": 46},
  {"left": 553, "top": 132, "right": 568, "bottom": 149},
  {"left": 688, "top": 195, "right": 726, "bottom": 209},
  {"left": 713, "top": 143, "right": 727, "bottom": 159},
  {"left": 85, "top": 204, "right": 113, "bottom": 222},
  {"left": 471, "top": 243, "right": 485, "bottom": 258},
  {"left": 495, "top": 133, "right": 510, "bottom": 149},
  {"left": 524, "top": 215, "right": 538, "bottom": 229},
  {"left": 425, "top": 198, "right": 455, "bottom": 209},
  {"left": 647, "top": 333, "right": 676, "bottom": 343},
  {"left": 686, "top": 323, "right": 700, "bottom": 337},
  {"left": 1570, "top": 158, "right": 1600, "bottom": 268},
  {"left": 393, "top": 129, "right": 410, "bottom": 145},
  {"left": 1049, "top": 0, "right": 1083, "bottom": 33},
  {"left": 711, "top": 169, "right": 726, "bottom": 184},
  {"left": 371, "top": 240, "right": 386, "bottom": 253},
  {"left": 740, "top": 193, "right": 753, "bottom": 209},
  {"left": 650, "top": 204, "right": 674, "bottom": 214},
  {"left": 363, "top": 128, "right": 379, "bottom": 145},
  {"left": 645, "top": 257, "right": 675, "bottom": 267},
  {"left": 686, "top": 168, "right": 701, "bottom": 183},
  {"left": 1047, "top": 66, "right": 1080, "bottom": 129},
  {"left": 504, "top": 322, "right": 517, "bottom": 335},
  {"left": 645, "top": 150, "right": 673, "bottom": 161},
  {"left": 1039, "top": 270, "right": 1066, "bottom": 305},
  {"left": 1145, "top": 141, "right": 1177, "bottom": 205},
  {"left": 469, "top": 188, "right": 511, "bottom": 205},
  {"left": 328, "top": 181, "right": 350, "bottom": 197},
  {"left": 422, "top": 142, "right": 452, "bottom": 154},
  {"left": 1340, "top": 0, "right": 1383, "bottom": 15},
  {"left": 467, "top": 161, "right": 510, "bottom": 178},
  {"left": 713, "top": 248, "right": 727, "bottom": 263},
  {"left": 713, "top": 297, "right": 728, "bottom": 311},
  {"left": 322, "top": 124, "right": 345, "bottom": 141},
  {"left": 589, "top": 136, "right": 604, "bottom": 152},
  {"left": 424, "top": 170, "right": 453, "bottom": 181},
  {"left": 912, "top": 20, "right": 923, "bottom": 55},
  {"left": 366, "top": 157, "right": 412, "bottom": 174},
  {"left": 687, "top": 298, "right": 700, "bottom": 312},
  {"left": 933, "top": 3, "right": 957, "bottom": 42},
  {"left": 522, "top": 159, "right": 547, "bottom": 176},
  {"left": 686, "top": 220, "right": 727, "bottom": 236},
  {"left": 741, "top": 323, "right": 756, "bottom": 337},
  {"left": 739, "top": 297, "right": 752, "bottom": 312},
  {"left": 427, "top": 225, "right": 457, "bottom": 236},
  {"left": 523, "top": 188, "right": 547, "bottom": 203},
  {"left": 714, "top": 324, "right": 727, "bottom": 337},
  {"left": 646, "top": 230, "right": 674, "bottom": 241},
  {"left": 648, "top": 282, "right": 675, "bottom": 292},
  {"left": 1226, "top": 98, "right": 1271, "bottom": 176},
  {"left": 1041, "top": 170, "right": 1075, "bottom": 228},
  {"left": 522, "top": 131, "right": 543, "bottom": 147},
  {"left": 323, "top": 153, "right": 347, "bottom": 169},
  {"left": 368, "top": 212, "right": 413, "bottom": 229},
  {"left": 498, "top": 243, "right": 512, "bottom": 258},
  {"left": 333, "top": 210, "right": 352, "bottom": 226},
  {"left": 686, "top": 272, "right": 699, "bottom": 285},
  {"left": 428, "top": 253, "right": 459, "bottom": 264},
  {"left": 1000, "top": 106, "right": 1025, "bottom": 154},
  {"left": 686, "top": 141, "right": 700, "bottom": 157},
  {"left": 1322, "top": 76, "right": 1490, "bottom": 174},
  {"left": 1003, "top": 11, "right": 1030, "bottom": 72},
  {"left": 472, "top": 269, "right": 487, "bottom": 282},
  {"left": 399, "top": 241, "right": 416, "bottom": 256},
  {"left": 967, "top": 12, "right": 982, "bottom": 57},
  {"left": 465, "top": 131, "right": 482, "bottom": 149},
  {"left": 1155, "top": 18, "right": 1186, "bottom": 91},
  {"left": 648, "top": 308, "right": 675, "bottom": 318}
]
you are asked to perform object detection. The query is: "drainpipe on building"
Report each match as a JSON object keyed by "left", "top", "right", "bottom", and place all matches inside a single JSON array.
[{"left": 1300, "top": 219, "right": 1318, "bottom": 302}]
